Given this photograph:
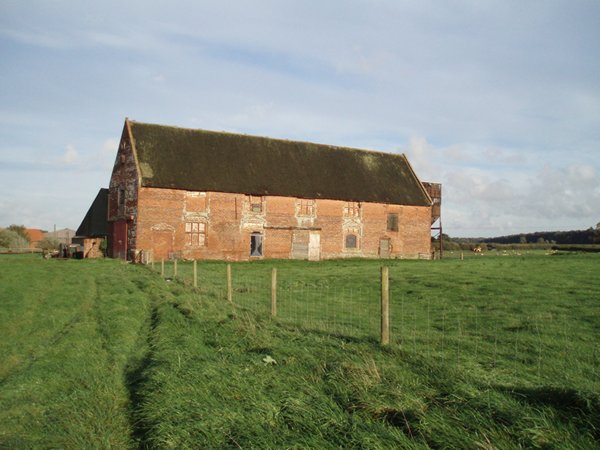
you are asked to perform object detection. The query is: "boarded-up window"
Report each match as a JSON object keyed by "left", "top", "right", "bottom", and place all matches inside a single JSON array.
[
  {"left": 345, "top": 234, "right": 357, "bottom": 249},
  {"left": 250, "top": 232, "right": 263, "bottom": 256},
  {"left": 344, "top": 202, "right": 360, "bottom": 217},
  {"left": 185, "top": 222, "right": 206, "bottom": 246},
  {"left": 297, "top": 199, "right": 315, "bottom": 216},
  {"left": 387, "top": 213, "right": 398, "bottom": 232},
  {"left": 249, "top": 195, "right": 264, "bottom": 213}
]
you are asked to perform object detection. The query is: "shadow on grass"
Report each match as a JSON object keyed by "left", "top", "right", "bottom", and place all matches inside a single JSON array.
[
  {"left": 497, "top": 385, "right": 600, "bottom": 440},
  {"left": 274, "top": 321, "right": 381, "bottom": 346},
  {"left": 125, "top": 305, "right": 160, "bottom": 449},
  {"left": 499, "top": 386, "right": 599, "bottom": 414}
]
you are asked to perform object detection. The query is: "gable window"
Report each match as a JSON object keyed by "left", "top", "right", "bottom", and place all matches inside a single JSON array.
[
  {"left": 250, "top": 232, "right": 263, "bottom": 257},
  {"left": 185, "top": 222, "right": 206, "bottom": 246},
  {"left": 344, "top": 201, "right": 360, "bottom": 217},
  {"left": 387, "top": 213, "right": 398, "bottom": 232},
  {"left": 249, "top": 195, "right": 264, "bottom": 213},
  {"left": 345, "top": 234, "right": 358, "bottom": 249},
  {"left": 118, "top": 187, "right": 125, "bottom": 216},
  {"left": 297, "top": 199, "right": 315, "bottom": 216}
]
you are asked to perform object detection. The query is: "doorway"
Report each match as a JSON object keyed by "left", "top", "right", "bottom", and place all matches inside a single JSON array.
[
  {"left": 308, "top": 232, "right": 320, "bottom": 261},
  {"left": 379, "top": 238, "right": 390, "bottom": 259}
]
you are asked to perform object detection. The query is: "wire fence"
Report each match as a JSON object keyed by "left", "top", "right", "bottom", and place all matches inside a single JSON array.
[{"left": 149, "top": 259, "right": 600, "bottom": 389}]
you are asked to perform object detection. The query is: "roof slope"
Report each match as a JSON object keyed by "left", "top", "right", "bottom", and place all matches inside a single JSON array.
[
  {"left": 76, "top": 189, "right": 109, "bottom": 237},
  {"left": 129, "top": 121, "right": 431, "bottom": 206}
]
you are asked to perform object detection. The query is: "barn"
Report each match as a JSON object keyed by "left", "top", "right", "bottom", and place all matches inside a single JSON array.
[
  {"left": 74, "top": 188, "right": 109, "bottom": 258},
  {"left": 106, "top": 119, "right": 439, "bottom": 262}
]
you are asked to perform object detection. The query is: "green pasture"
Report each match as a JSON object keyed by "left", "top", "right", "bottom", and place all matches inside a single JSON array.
[{"left": 0, "top": 252, "right": 598, "bottom": 448}]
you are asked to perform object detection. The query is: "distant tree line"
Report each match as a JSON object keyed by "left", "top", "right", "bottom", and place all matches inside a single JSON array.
[
  {"left": 434, "top": 223, "right": 600, "bottom": 251},
  {"left": 482, "top": 228, "right": 597, "bottom": 245}
]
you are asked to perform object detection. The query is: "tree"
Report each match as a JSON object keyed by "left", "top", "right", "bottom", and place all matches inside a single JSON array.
[
  {"left": 37, "top": 236, "right": 60, "bottom": 252},
  {"left": 595, "top": 222, "right": 600, "bottom": 243},
  {"left": 0, "top": 229, "right": 29, "bottom": 249},
  {"left": 6, "top": 224, "right": 30, "bottom": 245}
]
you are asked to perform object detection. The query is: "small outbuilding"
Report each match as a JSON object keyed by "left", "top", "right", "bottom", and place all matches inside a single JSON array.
[{"left": 74, "top": 188, "right": 109, "bottom": 258}]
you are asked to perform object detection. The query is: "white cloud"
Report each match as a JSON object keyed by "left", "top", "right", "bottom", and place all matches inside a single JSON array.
[
  {"left": 0, "top": 27, "right": 71, "bottom": 49},
  {"left": 334, "top": 46, "right": 392, "bottom": 76},
  {"left": 401, "top": 134, "right": 600, "bottom": 236},
  {"left": 62, "top": 144, "right": 78, "bottom": 164}
]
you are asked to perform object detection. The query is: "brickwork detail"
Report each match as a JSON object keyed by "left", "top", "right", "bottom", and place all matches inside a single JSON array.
[
  {"left": 107, "top": 126, "right": 139, "bottom": 258},
  {"left": 132, "top": 188, "right": 432, "bottom": 261}
]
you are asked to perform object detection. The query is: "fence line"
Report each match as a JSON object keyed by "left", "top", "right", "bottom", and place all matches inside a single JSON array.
[{"left": 149, "top": 259, "right": 600, "bottom": 389}]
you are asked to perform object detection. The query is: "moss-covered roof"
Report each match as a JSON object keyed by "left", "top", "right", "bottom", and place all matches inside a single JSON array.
[
  {"left": 76, "top": 189, "right": 109, "bottom": 237},
  {"left": 128, "top": 120, "right": 431, "bottom": 206}
]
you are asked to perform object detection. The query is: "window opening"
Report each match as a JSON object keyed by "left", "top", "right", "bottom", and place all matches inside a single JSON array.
[
  {"left": 344, "top": 201, "right": 360, "bottom": 217},
  {"left": 250, "top": 232, "right": 263, "bottom": 256},
  {"left": 345, "top": 234, "right": 357, "bottom": 249},
  {"left": 387, "top": 213, "right": 399, "bottom": 232},
  {"left": 118, "top": 187, "right": 125, "bottom": 216},
  {"left": 249, "top": 195, "right": 263, "bottom": 213},
  {"left": 298, "top": 199, "right": 315, "bottom": 216},
  {"left": 185, "top": 222, "right": 206, "bottom": 246}
]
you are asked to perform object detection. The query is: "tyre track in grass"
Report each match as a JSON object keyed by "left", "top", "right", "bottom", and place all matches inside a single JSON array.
[
  {"left": 82, "top": 269, "right": 160, "bottom": 449},
  {"left": 123, "top": 278, "right": 162, "bottom": 449},
  {"left": 123, "top": 273, "right": 200, "bottom": 448}
]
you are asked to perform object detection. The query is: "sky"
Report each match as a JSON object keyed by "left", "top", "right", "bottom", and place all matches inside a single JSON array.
[{"left": 1, "top": 1, "right": 599, "bottom": 237}]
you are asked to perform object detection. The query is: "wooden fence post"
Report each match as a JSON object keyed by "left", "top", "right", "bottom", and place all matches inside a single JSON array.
[
  {"left": 227, "top": 264, "right": 233, "bottom": 303},
  {"left": 193, "top": 260, "right": 198, "bottom": 288},
  {"left": 173, "top": 259, "right": 178, "bottom": 278},
  {"left": 271, "top": 267, "right": 277, "bottom": 317},
  {"left": 381, "top": 266, "right": 390, "bottom": 345},
  {"left": 460, "top": 251, "right": 464, "bottom": 261},
  {"left": 161, "top": 258, "right": 165, "bottom": 277}
]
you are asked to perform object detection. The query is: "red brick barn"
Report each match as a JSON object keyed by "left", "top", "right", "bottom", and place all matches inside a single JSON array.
[{"left": 107, "top": 119, "right": 437, "bottom": 262}]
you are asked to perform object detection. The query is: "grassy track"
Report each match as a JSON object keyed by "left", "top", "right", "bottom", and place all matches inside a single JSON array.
[
  {"left": 0, "top": 256, "right": 154, "bottom": 447},
  {"left": 1, "top": 253, "right": 599, "bottom": 448}
]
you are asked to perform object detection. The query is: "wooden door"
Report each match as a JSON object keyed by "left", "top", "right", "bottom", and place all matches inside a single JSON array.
[
  {"left": 292, "top": 230, "right": 309, "bottom": 259},
  {"left": 111, "top": 220, "right": 128, "bottom": 259},
  {"left": 379, "top": 238, "right": 390, "bottom": 259},
  {"left": 308, "top": 232, "right": 321, "bottom": 261}
]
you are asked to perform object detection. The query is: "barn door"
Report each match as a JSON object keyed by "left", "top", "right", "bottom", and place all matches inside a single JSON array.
[
  {"left": 111, "top": 220, "right": 128, "bottom": 260},
  {"left": 292, "top": 230, "right": 309, "bottom": 259},
  {"left": 379, "top": 238, "right": 390, "bottom": 259},
  {"left": 308, "top": 232, "right": 321, "bottom": 261}
]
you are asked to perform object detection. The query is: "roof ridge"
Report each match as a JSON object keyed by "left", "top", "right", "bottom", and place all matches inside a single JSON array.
[{"left": 128, "top": 119, "right": 406, "bottom": 160}]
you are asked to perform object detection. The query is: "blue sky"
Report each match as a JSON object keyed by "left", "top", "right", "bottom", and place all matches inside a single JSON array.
[{"left": 1, "top": 0, "right": 599, "bottom": 237}]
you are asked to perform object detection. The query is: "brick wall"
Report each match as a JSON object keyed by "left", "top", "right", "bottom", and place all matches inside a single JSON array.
[
  {"left": 133, "top": 187, "right": 432, "bottom": 261},
  {"left": 107, "top": 124, "right": 139, "bottom": 258}
]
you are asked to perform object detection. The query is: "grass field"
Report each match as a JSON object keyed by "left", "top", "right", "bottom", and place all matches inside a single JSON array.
[{"left": 1, "top": 253, "right": 599, "bottom": 448}]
